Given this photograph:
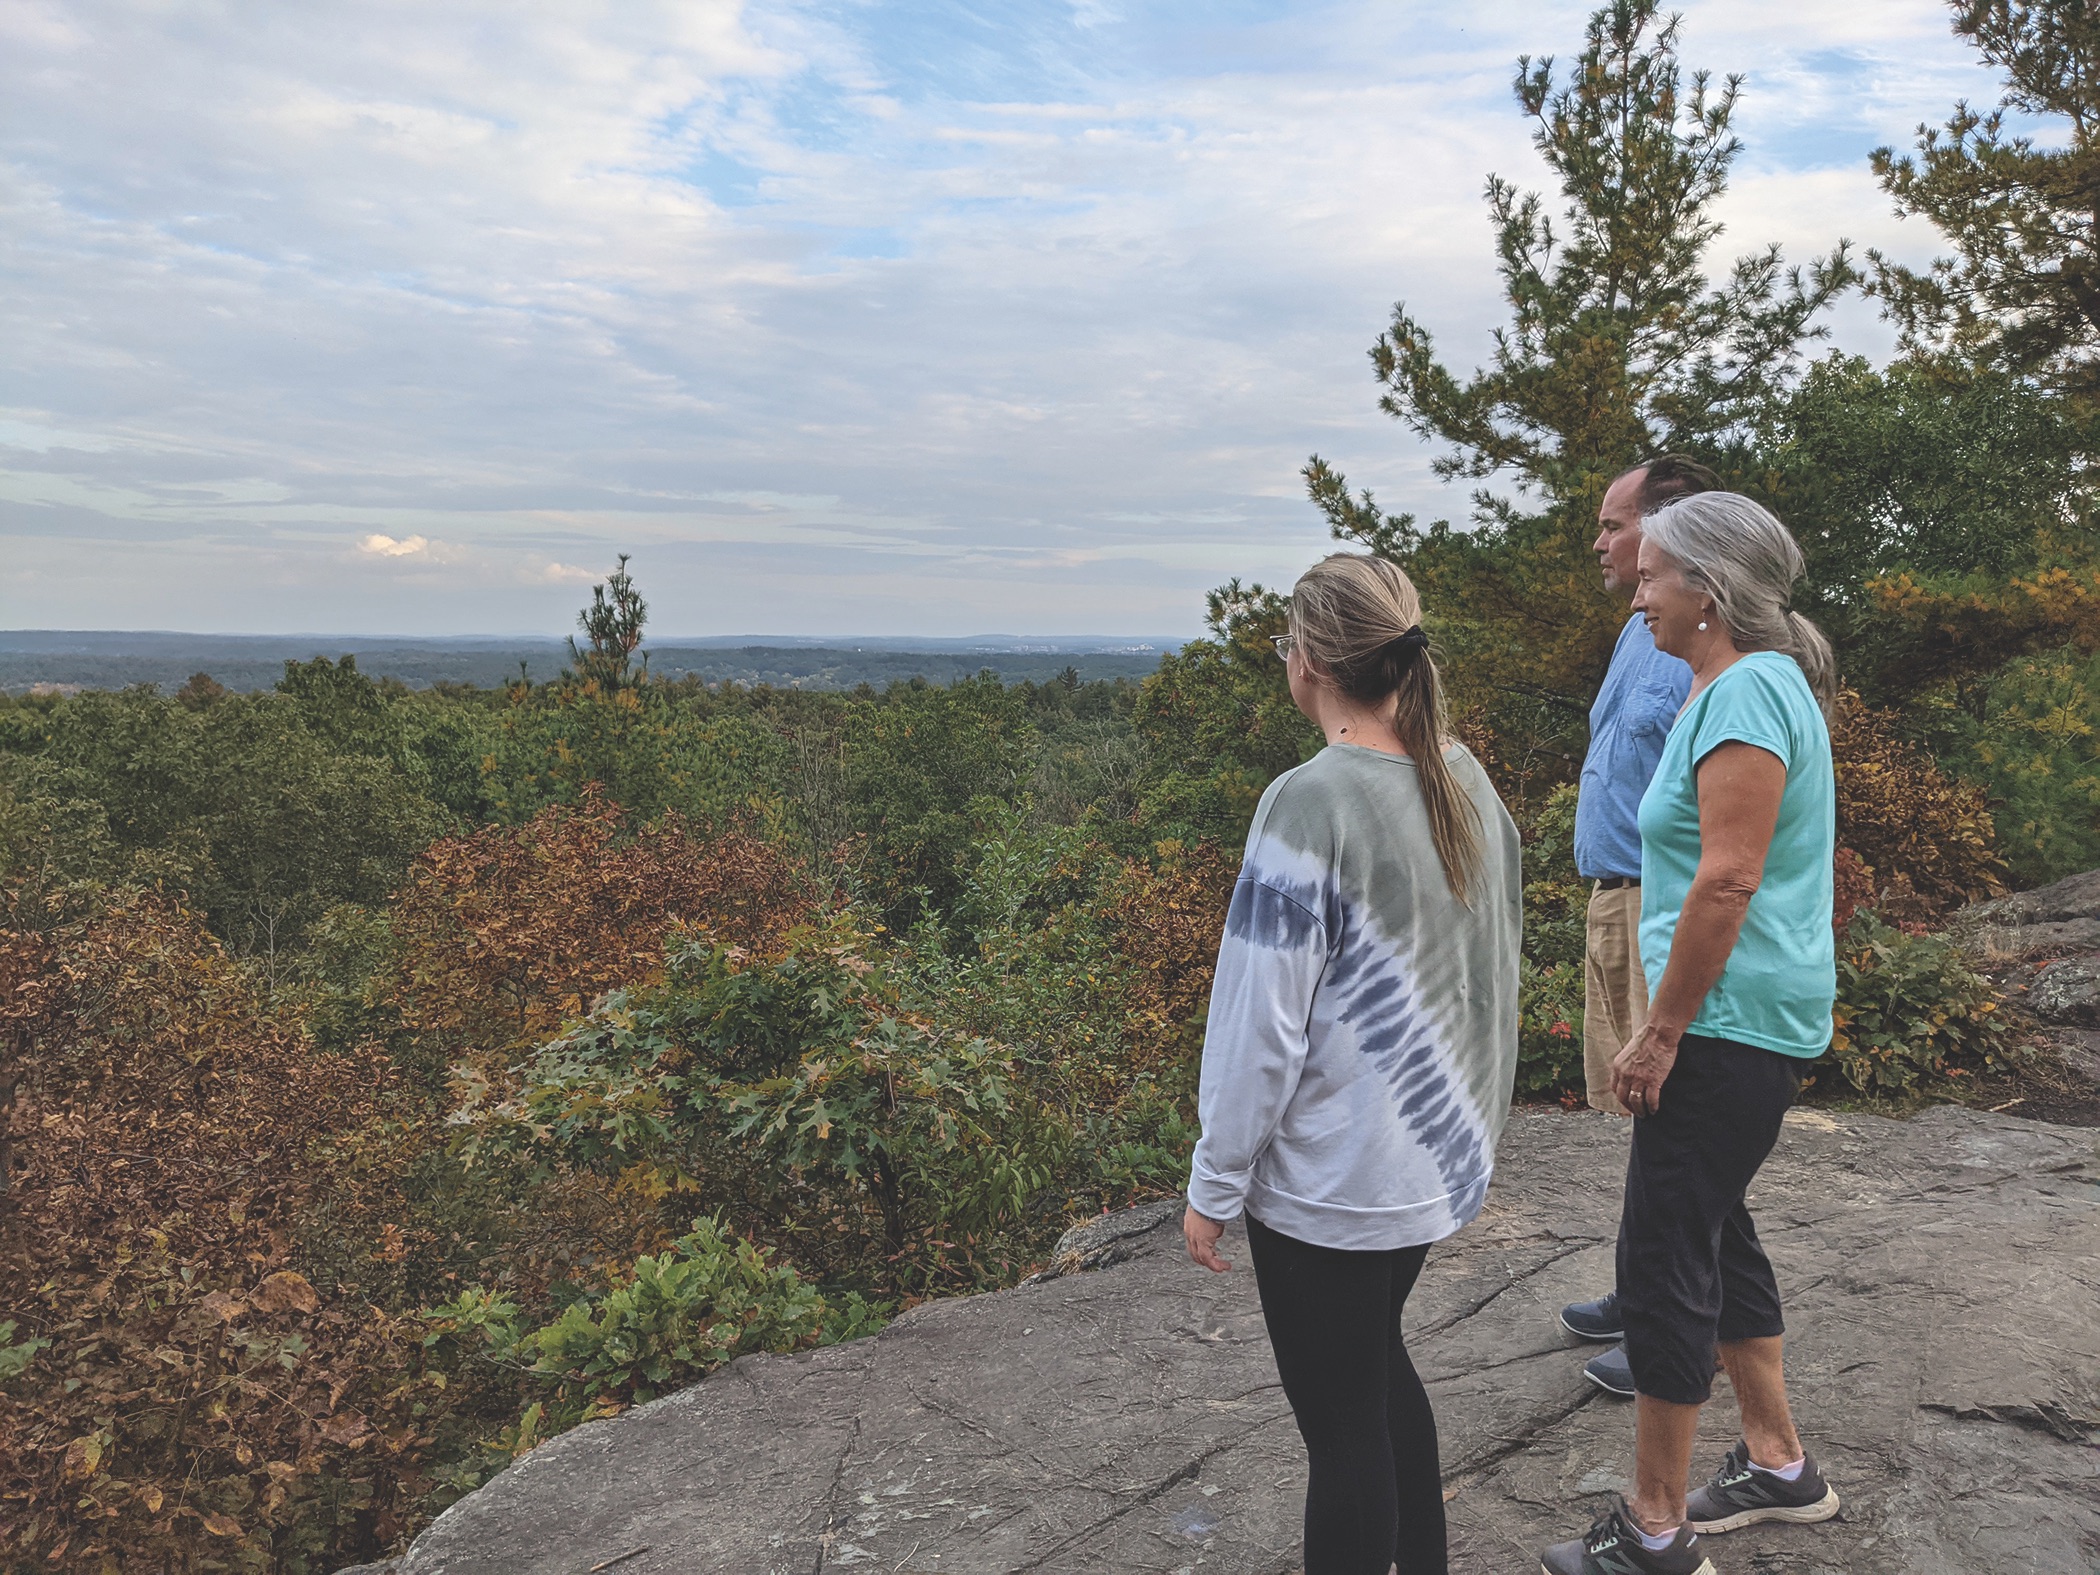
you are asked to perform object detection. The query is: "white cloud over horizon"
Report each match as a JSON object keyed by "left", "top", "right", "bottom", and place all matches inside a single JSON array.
[{"left": 0, "top": 0, "right": 2003, "bottom": 638}]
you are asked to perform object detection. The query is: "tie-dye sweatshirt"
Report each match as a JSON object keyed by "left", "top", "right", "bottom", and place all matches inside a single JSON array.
[{"left": 1187, "top": 742, "right": 1522, "bottom": 1250}]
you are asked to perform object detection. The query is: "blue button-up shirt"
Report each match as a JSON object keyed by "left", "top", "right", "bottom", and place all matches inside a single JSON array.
[{"left": 1574, "top": 613, "right": 1693, "bottom": 880}]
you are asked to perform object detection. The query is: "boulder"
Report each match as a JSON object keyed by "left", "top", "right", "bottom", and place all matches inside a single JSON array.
[
  {"left": 370, "top": 1106, "right": 2100, "bottom": 1575},
  {"left": 1959, "top": 864, "right": 2100, "bottom": 927},
  {"left": 1953, "top": 867, "right": 2100, "bottom": 960},
  {"left": 2029, "top": 955, "right": 2100, "bottom": 1026},
  {"left": 1949, "top": 869, "right": 2100, "bottom": 1096}
]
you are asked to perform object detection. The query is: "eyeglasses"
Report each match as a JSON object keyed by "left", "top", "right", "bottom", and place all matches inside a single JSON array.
[{"left": 1271, "top": 634, "right": 1296, "bottom": 663}]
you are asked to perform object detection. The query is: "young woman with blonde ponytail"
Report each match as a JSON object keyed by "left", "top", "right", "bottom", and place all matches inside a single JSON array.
[{"left": 1182, "top": 554, "right": 1522, "bottom": 1575}]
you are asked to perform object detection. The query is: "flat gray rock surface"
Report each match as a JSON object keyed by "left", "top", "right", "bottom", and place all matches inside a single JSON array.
[{"left": 387, "top": 1107, "right": 2100, "bottom": 1575}]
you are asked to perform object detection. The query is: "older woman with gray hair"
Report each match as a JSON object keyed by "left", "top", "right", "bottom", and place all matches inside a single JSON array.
[{"left": 1542, "top": 494, "right": 1842, "bottom": 1575}]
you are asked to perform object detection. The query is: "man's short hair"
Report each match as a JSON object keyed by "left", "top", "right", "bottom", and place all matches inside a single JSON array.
[{"left": 1616, "top": 454, "right": 1722, "bottom": 514}]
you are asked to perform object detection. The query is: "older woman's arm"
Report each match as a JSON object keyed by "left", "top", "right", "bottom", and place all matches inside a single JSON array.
[{"left": 1612, "top": 741, "right": 1787, "bottom": 1115}]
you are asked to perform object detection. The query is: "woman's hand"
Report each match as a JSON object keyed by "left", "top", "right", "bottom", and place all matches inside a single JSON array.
[
  {"left": 1611, "top": 1019, "right": 1682, "bottom": 1117},
  {"left": 1183, "top": 1206, "right": 1231, "bottom": 1272},
  {"left": 1621, "top": 740, "right": 1786, "bottom": 1117}
]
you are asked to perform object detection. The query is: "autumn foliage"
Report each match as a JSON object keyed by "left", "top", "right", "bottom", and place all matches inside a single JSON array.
[
  {"left": 0, "top": 796, "right": 844, "bottom": 1573},
  {"left": 1101, "top": 840, "right": 1237, "bottom": 1083},
  {"left": 386, "top": 788, "right": 815, "bottom": 1062},
  {"left": 0, "top": 890, "right": 431, "bottom": 1572},
  {"left": 1829, "top": 689, "right": 2007, "bottom": 923}
]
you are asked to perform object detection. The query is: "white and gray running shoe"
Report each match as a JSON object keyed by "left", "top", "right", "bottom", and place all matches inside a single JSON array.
[
  {"left": 1540, "top": 1499, "right": 1716, "bottom": 1575},
  {"left": 1686, "top": 1440, "right": 1840, "bottom": 1533}
]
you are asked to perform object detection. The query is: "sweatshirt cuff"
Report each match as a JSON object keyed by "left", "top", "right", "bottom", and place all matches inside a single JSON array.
[{"left": 1186, "top": 1167, "right": 1249, "bottom": 1223}]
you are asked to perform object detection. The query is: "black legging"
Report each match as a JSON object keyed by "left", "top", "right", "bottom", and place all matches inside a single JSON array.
[{"left": 1245, "top": 1213, "right": 1445, "bottom": 1575}]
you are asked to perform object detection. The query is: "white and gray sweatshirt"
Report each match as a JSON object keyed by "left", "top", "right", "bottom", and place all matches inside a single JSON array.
[{"left": 1187, "top": 743, "right": 1523, "bottom": 1251}]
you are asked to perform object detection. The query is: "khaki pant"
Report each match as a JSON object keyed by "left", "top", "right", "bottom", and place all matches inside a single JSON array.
[{"left": 1583, "top": 883, "right": 1648, "bottom": 1116}]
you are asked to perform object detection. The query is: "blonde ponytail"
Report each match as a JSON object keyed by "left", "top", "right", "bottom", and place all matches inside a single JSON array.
[{"left": 1290, "top": 554, "right": 1484, "bottom": 902}]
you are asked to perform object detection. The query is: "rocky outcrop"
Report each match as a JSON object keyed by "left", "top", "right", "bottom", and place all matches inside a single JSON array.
[
  {"left": 1952, "top": 869, "right": 2100, "bottom": 1098},
  {"left": 367, "top": 1105, "right": 2100, "bottom": 1575},
  {"left": 2029, "top": 955, "right": 2100, "bottom": 1026},
  {"left": 1953, "top": 865, "right": 2100, "bottom": 960}
]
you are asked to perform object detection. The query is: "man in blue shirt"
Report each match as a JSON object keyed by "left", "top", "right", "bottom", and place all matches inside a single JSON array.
[{"left": 1559, "top": 455, "right": 1719, "bottom": 1397}]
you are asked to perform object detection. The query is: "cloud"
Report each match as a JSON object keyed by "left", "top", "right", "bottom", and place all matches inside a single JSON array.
[
  {"left": 359, "top": 533, "right": 432, "bottom": 558},
  {"left": 533, "top": 562, "right": 606, "bottom": 585},
  {"left": 0, "top": 0, "right": 1995, "bottom": 636}
]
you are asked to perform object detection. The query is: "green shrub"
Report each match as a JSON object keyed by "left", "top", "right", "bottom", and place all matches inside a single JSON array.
[
  {"left": 463, "top": 920, "right": 1071, "bottom": 1281},
  {"left": 1921, "top": 646, "right": 2100, "bottom": 890},
  {"left": 420, "top": 1218, "right": 886, "bottom": 1412},
  {"left": 1517, "top": 958, "right": 1587, "bottom": 1095},
  {"left": 1515, "top": 784, "right": 1589, "bottom": 1095},
  {"left": 522, "top": 1217, "right": 881, "bottom": 1413},
  {"left": 1827, "top": 912, "right": 2009, "bottom": 1095},
  {"left": 1085, "top": 1091, "right": 1201, "bottom": 1198},
  {"left": 419, "top": 1219, "right": 885, "bottom": 1498}
]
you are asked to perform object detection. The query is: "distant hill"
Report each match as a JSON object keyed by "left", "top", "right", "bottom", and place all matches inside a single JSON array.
[{"left": 0, "top": 632, "right": 1184, "bottom": 694}]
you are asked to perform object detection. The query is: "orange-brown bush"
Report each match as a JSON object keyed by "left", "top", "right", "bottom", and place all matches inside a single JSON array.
[
  {"left": 0, "top": 794, "right": 826, "bottom": 1572},
  {"left": 0, "top": 890, "right": 450, "bottom": 1573},
  {"left": 1102, "top": 840, "right": 1237, "bottom": 1084},
  {"left": 1829, "top": 690, "right": 2006, "bottom": 923},
  {"left": 387, "top": 788, "right": 815, "bottom": 1067},
  {"left": 1831, "top": 845, "right": 1877, "bottom": 933}
]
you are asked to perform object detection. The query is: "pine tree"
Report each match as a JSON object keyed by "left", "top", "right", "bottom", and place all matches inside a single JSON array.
[
  {"left": 568, "top": 554, "right": 649, "bottom": 691},
  {"left": 1868, "top": 1, "right": 2100, "bottom": 410},
  {"left": 1305, "top": 0, "right": 1854, "bottom": 722}
]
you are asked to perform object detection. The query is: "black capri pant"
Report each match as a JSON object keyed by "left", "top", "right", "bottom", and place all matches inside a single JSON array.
[
  {"left": 1617, "top": 1031, "right": 1804, "bottom": 1405},
  {"left": 1245, "top": 1213, "right": 1445, "bottom": 1575}
]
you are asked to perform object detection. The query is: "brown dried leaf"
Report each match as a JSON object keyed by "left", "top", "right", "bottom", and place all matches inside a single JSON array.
[
  {"left": 196, "top": 1290, "right": 246, "bottom": 1323},
  {"left": 253, "top": 1270, "right": 319, "bottom": 1314},
  {"left": 201, "top": 1512, "right": 242, "bottom": 1538},
  {"left": 319, "top": 1410, "right": 373, "bottom": 1447}
]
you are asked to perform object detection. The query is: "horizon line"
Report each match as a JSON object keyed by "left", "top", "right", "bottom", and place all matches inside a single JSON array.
[{"left": 0, "top": 628, "right": 1197, "bottom": 644}]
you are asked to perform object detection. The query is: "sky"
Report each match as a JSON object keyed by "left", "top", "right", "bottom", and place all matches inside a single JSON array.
[{"left": 0, "top": 0, "right": 2004, "bottom": 638}]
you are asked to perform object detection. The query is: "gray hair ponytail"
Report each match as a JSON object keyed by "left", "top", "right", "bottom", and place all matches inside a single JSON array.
[{"left": 1642, "top": 492, "right": 1838, "bottom": 718}]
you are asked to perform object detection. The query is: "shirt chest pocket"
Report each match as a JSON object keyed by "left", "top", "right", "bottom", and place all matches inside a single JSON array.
[
  {"left": 1607, "top": 678, "right": 1678, "bottom": 769},
  {"left": 1625, "top": 676, "right": 1682, "bottom": 741}
]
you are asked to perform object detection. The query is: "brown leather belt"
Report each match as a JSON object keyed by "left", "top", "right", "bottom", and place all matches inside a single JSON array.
[{"left": 1595, "top": 876, "right": 1640, "bottom": 890}]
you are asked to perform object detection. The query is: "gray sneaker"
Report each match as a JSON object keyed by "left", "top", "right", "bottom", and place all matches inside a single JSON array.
[
  {"left": 1561, "top": 1290, "right": 1624, "bottom": 1342},
  {"left": 1686, "top": 1440, "right": 1840, "bottom": 1533},
  {"left": 1540, "top": 1499, "right": 1716, "bottom": 1575},
  {"left": 1583, "top": 1342, "right": 1635, "bottom": 1398}
]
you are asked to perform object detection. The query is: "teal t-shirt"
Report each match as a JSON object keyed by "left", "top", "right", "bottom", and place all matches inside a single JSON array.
[{"left": 1636, "top": 651, "right": 1836, "bottom": 1058}]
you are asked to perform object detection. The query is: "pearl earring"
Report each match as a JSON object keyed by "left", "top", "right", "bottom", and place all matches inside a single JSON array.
[{"left": 1698, "top": 621, "right": 1708, "bottom": 631}]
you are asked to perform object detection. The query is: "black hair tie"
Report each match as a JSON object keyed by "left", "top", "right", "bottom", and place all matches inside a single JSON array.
[{"left": 1388, "top": 626, "right": 1430, "bottom": 656}]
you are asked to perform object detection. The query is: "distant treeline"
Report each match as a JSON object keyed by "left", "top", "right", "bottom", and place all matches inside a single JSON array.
[{"left": 0, "top": 635, "right": 1172, "bottom": 694}]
